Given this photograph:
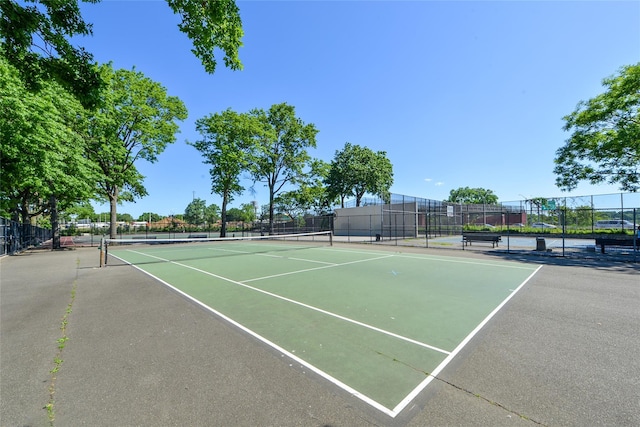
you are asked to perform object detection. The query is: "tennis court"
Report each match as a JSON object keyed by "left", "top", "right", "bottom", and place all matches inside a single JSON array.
[{"left": 106, "top": 233, "right": 541, "bottom": 418}]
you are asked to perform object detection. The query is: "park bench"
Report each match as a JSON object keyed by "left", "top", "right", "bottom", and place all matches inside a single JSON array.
[
  {"left": 188, "top": 234, "right": 208, "bottom": 239},
  {"left": 594, "top": 236, "right": 639, "bottom": 254},
  {"left": 462, "top": 233, "right": 502, "bottom": 248}
]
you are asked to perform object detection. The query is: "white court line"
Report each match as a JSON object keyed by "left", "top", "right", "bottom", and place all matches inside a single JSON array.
[
  {"left": 207, "top": 244, "right": 376, "bottom": 264},
  {"left": 255, "top": 253, "right": 282, "bottom": 258},
  {"left": 111, "top": 248, "right": 542, "bottom": 418},
  {"left": 108, "top": 251, "right": 397, "bottom": 417},
  {"left": 391, "top": 264, "right": 544, "bottom": 415},
  {"left": 206, "top": 246, "right": 330, "bottom": 262},
  {"left": 394, "top": 254, "right": 538, "bottom": 270},
  {"left": 123, "top": 250, "right": 448, "bottom": 355},
  {"left": 242, "top": 254, "right": 393, "bottom": 283},
  {"left": 318, "top": 247, "right": 540, "bottom": 270},
  {"left": 286, "top": 256, "right": 336, "bottom": 265}
]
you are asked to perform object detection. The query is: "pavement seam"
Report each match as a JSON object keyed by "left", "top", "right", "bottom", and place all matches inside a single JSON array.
[
  {"left": 44, "top": 257, "right": 79, "bottom": 425},
  {"left": 375, "top": 350, "right": 549, "bottom": 426}
]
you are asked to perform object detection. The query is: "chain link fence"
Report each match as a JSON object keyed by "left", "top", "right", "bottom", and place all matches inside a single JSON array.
[
  {"left": 331, "top": 192, "right": 640, "bottom": 261},
  {"left": 3, "top": 192, "right": 638, "bottom": 261},
  {"left": 1, "top": 217, "right": 52, "bottom": 256}
]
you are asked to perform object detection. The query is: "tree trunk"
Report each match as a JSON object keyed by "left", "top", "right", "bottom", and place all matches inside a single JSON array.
[
  {"left": 109, "top": 187, "right": 118, "bottom": 239},
  {"left": 220, "top": 192, "right": 228, "bottom": 238},
  {"left": 269, "top": 188, "right": 275, "bottom": 235},
  {"left": 50, "top": 195, "right": 60, "bottom": 250}
]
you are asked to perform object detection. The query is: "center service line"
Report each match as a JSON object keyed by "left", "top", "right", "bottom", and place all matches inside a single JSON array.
[{"left": 125, "top": 249, "right": 450, "bottom": 356}]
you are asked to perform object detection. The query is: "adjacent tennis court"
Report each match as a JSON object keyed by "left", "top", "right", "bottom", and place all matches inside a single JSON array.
[{"left": 106, "top": 233, "right": 541, "bottom": 418}]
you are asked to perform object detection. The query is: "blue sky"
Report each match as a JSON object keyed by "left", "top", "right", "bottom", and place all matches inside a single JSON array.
[{"left": 80, "top": 1, "right": 640, "bottom": 219}]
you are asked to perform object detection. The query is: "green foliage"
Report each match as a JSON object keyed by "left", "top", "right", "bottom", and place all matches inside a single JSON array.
[
  {"left": 463, "top": 224, "right": 499, "bottom": 232},
  {"left": 138, "top": 212, "right": 162, "bottom": 222},
  {"left": 325, "top": 143, "right": 394, "bottom": 207},
  {"left": 63, "top": 202, "right": 96, "bottom": 222},
  {"left": 274, "top": 192, "right": 304, "bottom": 221},
  {"left": 275, "top": 159, "right": 333, "bottom": 218},
  {"left": 1, "top": 0, "right": 245, "bottom": 108},
  {"left": 96, "top": 212, "right": 111, "bottom": 222},
  {"left": 225, "top": 207, "right": 243, "bottom": 222},
  {"left": 166, "top": 0, "right": 244, "bottom": 74},
  {"left": 304, "top": 159, "right": 335, "bottom": 214},
  {"left": 190, "top": 109, "right": 256, "bottom": 200},
  {"left": 563, "top": 205, "right": 595, "bottom": 228},
  {"left": 0, "top": 0, "right": 103, "bottom": 108},
  {"left": 446, "top": 187, "right": 499, "bottom": 204},
  {"left": 190, "top": 108, "right": 257, "bottom": 236},
  {"left": 221, "top": 205, "right": 254, "bottom": 223},
  {"left": 116, "top": 213, "right": 134, "bottom": 222},
  {"left": 239, "top": 203, "right": 256, "bottom": 222},
  {"left": 86, "top": 64, "right": 187, "bottom": 238},
  {"left": 205, "top": 203, "right": 221, "bottom": 224},
  {"left": 247, "top": 103, "right": 319, "bottom": 232},
  {"left": 184, "top": 198, "right": 207, "bottom": 225},
  {"left": 0, "top": 57, "right": 97, "bottom": 224},
  {"left": 555, "top": 63, "right": 640, "bottom": 192}
]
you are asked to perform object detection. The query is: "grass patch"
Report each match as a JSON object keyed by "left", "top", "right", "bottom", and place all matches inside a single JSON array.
[{"left": 45, "top": 258, "right": 79, "bottom": 425}]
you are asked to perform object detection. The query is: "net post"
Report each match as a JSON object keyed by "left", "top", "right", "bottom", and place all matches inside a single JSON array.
[
  {"left": 329, "top": 231, "right": 333, "bottom": 246},
  {"left": 99, "top": 237, "right": 105, "bottom": 268}
]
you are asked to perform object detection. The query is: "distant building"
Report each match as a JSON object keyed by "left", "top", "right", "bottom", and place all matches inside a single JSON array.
[{"left": 150, "top": 217, "right": 187, "bottom": 229}]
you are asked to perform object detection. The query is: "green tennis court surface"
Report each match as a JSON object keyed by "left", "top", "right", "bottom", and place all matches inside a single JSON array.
[{"left": 108, "top": 238, "right": 540, "bottom": 417}]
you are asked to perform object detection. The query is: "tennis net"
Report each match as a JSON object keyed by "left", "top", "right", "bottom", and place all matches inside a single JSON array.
[{"left": 100, "top": 231, "right": 333, "bottom": 267}]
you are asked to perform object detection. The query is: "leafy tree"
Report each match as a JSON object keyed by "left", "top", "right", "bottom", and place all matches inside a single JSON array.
[
  {"left": 258, "top": 204, "right": 270, "bottom": 222},
  {"left": 85, "top": 64, "right": 187, "bottom": 239},
  {"left": 96, "top": 212, "right": 111, "bottom": 223},
  {"left": 239, "top": 203, "right": 256, "bottom": 222},
  {"left": 274, "top": 192, "right": 307, "bottom": 222},
  {"left": 138, "top": 212, "right": 162, "bottom": 223},
  {"left": 325, "top": 143, "right": 394, "bottom": 208},
  {"left": 0, "top": 0, "right": 103, "bottom": 108},
  {"left": 247, "top": 103, "right": 319, "bottom": 233},
  {"left": 117, "top": 213, "right": 134, "bottom": 222},
  {"left": 1, "top": 0, "right": 244, "bottom": 107},
  {"left": 205, "top": 203, "right": 221, "bottom": 225},
  {"left": 445, "top": 187, "right": 498, "bottom": 204},
  {"left": 563, "top": 205, "right": 595, "bottom": 228},
  {"left": 301, "top": 159, "right": 335, "bottom": 214},
  {"left": 166, "top": 0, "right": 243, "bottom": 73},
  {"left": 555, "top": 63, "right": 640, "bottom": 192},
  {"left": 275, "top": 159, "right": 333, "bottom": 218},
  {"left": 225, "top": 207, "right": 243, "bottom": 222},
  {"left": 184, "top": 198, "right": 207, "bottom": 225},
  {"left": 0, "top": 57, "right": 97, "bottom": 248},
  {"left": 190, "top": 109, "right": 257, "bottom": 237},
  {"left": 63, "top": 201, "right": 97, "bottom": 222},
  {"left": 224, "top": 204, "right": 254, "bottom": 223}
]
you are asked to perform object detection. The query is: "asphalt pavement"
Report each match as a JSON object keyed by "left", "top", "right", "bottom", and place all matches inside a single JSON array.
[{"left": 1, "top": 245, "right": 639, "bottom": 426}]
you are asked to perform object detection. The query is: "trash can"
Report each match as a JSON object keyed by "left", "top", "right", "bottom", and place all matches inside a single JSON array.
[{"left": 536, "top": 237, "right": 546, "bottom": 251}]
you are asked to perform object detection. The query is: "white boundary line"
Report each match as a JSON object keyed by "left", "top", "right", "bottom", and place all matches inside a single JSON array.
[
  {"left": 124, "top": 250, "right": 449, "bottom": 355},
  {"left": 318, "top": 247, "right": 540, "bottom": 270},
  {"left": 391, "top": 264, "right": 544, "bottom": 414},
  {"left": 242, "top": 254, "right": 393, "bottom": 283},
  {"left": 109, "top": 252, "right": 397, "bottom": 417},
  {"left": 109, "top": 249, "right": 542, "bottom": 418}
]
